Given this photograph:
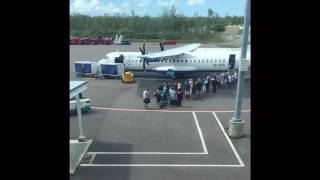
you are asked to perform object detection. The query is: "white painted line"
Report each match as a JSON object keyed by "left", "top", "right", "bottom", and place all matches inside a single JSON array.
[
  {"left": 80, "top": 164, "right": 244, "bottom": 167},
  {"left": 92, "top": 106, "right": 251, "bottom": 113},
  {"left": 88, "top": 112, "right": 207, "bottom": 155},
  {"left": 87, "top": 152, "right": 207, "bottom": 155},
  {"left": 211, "top": 112, "right": 245, "bottom": 167},
  {"left": 192, "top": 112, "right": 208, "bottom": 154}
]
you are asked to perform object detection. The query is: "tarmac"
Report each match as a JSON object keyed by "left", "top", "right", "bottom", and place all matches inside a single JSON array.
[{"left": 70, "top": 43, "right": 250, "bottom": 180}]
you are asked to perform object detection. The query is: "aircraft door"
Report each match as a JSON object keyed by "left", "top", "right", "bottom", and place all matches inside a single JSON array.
[
  {"left": 115, "top": 54, "right": 124, "bottom": 63},
  {"left": 228, "top": 54, "right": 235, "bottom": 70}
]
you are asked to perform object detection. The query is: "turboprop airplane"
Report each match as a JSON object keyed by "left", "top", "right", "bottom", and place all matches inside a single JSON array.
[{"left": 98, "top": 42, "right": 250, "bottom": 78}]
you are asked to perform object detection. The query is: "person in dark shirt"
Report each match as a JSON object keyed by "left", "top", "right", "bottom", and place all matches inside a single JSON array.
[{"left": 177, "top": 88, "right": 184, "bottom": 106}]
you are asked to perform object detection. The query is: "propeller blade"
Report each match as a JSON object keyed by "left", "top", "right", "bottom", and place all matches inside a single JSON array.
[
  {"left": 143, "top": 40, "right": 146, "bottom": 54},
  {"left": 143, "top": 58, "right": 146, "bottom": 71},
  {"left": 139, "top": 47, "right": 144, "bottom": 55}
]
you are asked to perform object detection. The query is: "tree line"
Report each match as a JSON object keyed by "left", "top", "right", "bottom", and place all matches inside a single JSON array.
[{"left": 70, "top": 6, "right": 244, "bottom": 42}]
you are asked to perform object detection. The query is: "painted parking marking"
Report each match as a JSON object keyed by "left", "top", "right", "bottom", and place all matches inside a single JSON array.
[
  {"left": 212, "top": 112, "right": 245, "bottom": 166},
  {"left": 80, "top": 164, "right": 244, "bottom": 167},
  {"left": 81, "top": 112, "right": 246, "bottom": 167},
  {"left": 192, "top": 112, "right": 208, "bottom": 154},
  {"left": 87, "top": 112, "right": 207, "bottom": 155}
]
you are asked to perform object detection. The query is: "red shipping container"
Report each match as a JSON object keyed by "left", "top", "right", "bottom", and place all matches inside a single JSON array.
[
  {"left": 163, "top": 40, "right": 176, "bottom": 45},
  {"left": 70, "top": 37, "right": 80, "bottom": 45},
  {"left": 91, "top": 39, "right": 99, "bottom": 45},
  {"left": 103, "top": 38, "right": 112, "bottom": 45},
  {"left": 80, "top": 38, "right": 91, "bottom": 45}
]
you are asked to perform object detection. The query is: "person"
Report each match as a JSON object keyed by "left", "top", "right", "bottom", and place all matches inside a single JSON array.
[
  {"left": 197, "top": 79, "right": 202, "bottom": 96},
  {"left": 173, "top": 81, "right": 178, "bottom": 90},
  {"left": 191, "top": 79, "right": 197, "bottom": 96},
  {"left": 231, "top": 72, "right": 236, "bottom": 88},
  {"left": 169, "top": 87, "right": 177, "bottom": 107},
  {"left": 189, "top": 79, "right": 194, "bottom": 95},
  {"left": 142, "top": 89, "right": 150, "bottom": 109},
  {"left": 177, "top": 81, "right": 182, "bottom": 91},
  {"left": 206, "top": 75, "right": 211, "bottom": 93},
  {"left": 153, "top": 89, "right": 161, "bottom": 104},
  {"left": 220, "top": 74, "right": 224, "bottom": 88},
  {"left": 216, "top": 74, "right": 221, "bottom": 88},
  {"left": 234, "top": 71, "right": 238, "bottom": 85},
  {"left": 211, "top": 77, "right": 217, "bottom": 94},
  {"left": 203, "top": 77, "right": 208, "bottom": 93},
  {"left": 184, "top": 80, "right": 190, "bottom": 96},
  {"left": 177, "top": 88, "right": 184, "bottom": 106},
  {"left": 160, "top": 87, "right": 168, "bottom": 107},
  {"left": 228, "top": 73, "right": 232, "bottom": 88}
]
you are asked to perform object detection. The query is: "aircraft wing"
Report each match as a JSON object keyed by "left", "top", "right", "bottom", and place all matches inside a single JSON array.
[
  {"left": 141, "top": 43, "right": 201, "bottom": 59},
  {"left": 152, "top": 66, "right": 198, "bottom": 72}
]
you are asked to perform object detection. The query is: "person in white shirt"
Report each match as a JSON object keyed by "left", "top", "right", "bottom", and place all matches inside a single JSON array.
[
  {"left": 228, "top": 74, "right": 232, "bottom": 88},
  {"left": 142, "top": 89, "right": 150, "bottom": 109}
]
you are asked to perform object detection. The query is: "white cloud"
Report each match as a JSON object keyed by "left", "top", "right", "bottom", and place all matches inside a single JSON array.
[
  {"left": 187, "top": 0, "right": 205, "bottom": 6},
  {"left": 157, "top": 0, "right": 178, "bottom": 7},
  {"left": 120, "top": 1, "right": 131, "bottom": 9},
  {"left": 137, "top": 0, "right": 151, "bottom": 7},
  {"left": 70, "top": 0, "right": 99, "bottom": 14},
  {"left": 70, "top": 0, "right": 133, "bottom": 15},
  {"left": 104, "top": 2, "right": 121, "bottom": 14}
]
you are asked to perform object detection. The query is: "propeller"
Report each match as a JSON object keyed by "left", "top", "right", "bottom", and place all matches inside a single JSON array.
[
  {"left": 139, "top": 40, "right": 146, "bottom": 71},
  {"left": 139, "top": 40, "right": 161, "bottom": 71}
]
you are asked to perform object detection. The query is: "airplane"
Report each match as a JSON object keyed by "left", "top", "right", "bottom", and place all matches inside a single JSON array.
[{"left": 98, "top": 42, "right": 250, "bottom": 78}]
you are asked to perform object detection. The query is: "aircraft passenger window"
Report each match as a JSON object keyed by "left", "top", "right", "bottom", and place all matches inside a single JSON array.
[
  {"left": 186, "top": 60, "right": 188, "bottom": 63},
  {"left": 173, "top": 60, "right": 175, "bottom": 63},
  {"left": 219, "top": 60, "right": 221, "bottom": 63},
  {"left": 210, "top": 60, "right": 213, "bottom": 63},
  {"left": 169, "top": 60, "right": 171, "bottom": 62},
  {"left": 194, "top": 60, "right": 196, "bottom": 63},
  {"left": 198, "top": 60, "right": 200, "bottom": 63},
  {"left": 177, "top": 60, "right": 179, "bottom": 63}
]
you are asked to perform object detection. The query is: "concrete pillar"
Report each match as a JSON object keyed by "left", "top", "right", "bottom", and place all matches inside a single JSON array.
[
  {"left": 228, "top": 118, "right": 245, "bottom": 138},
  {"left": 76, "top": 94, "right": 86, "bottom": 142}
]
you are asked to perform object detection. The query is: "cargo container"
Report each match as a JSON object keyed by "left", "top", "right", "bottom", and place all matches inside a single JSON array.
[
  {"left": 91, "top": 38, "right": 112, "bottom": 45},
  {"left": 102, "top": 38, "right": 112, "bottom": 45},
  {"left": 163, "top": 40, "right": 176, "bottom": 45},
  {"left": 74, "top": 61, "right": 98, "bottom": 76},
  {"left": 98, "top": 62, "right": 124, "bottom": 77},
  {"left": 70, "top": 37, "right": 80, "bottom": 45},
  {"left": 79, "top": 38, "right": 91, "bottom": 45}
]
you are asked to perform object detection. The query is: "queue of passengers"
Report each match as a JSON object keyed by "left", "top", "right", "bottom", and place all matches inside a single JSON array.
[
  {"left": 142, "top": 71, "right": 238, "bottom": 109},
  {"left": 185, "top": 70, "right": 238, "bottom": 96}
]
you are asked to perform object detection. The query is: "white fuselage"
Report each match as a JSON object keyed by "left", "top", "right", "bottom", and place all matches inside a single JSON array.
[{"left": 101, "top": 47, "right": 250, "bottom": 73}]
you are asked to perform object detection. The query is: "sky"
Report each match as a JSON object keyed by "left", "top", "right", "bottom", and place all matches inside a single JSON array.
[{"left": 70, "top": 0, "right": 246, "bottom": 17}]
